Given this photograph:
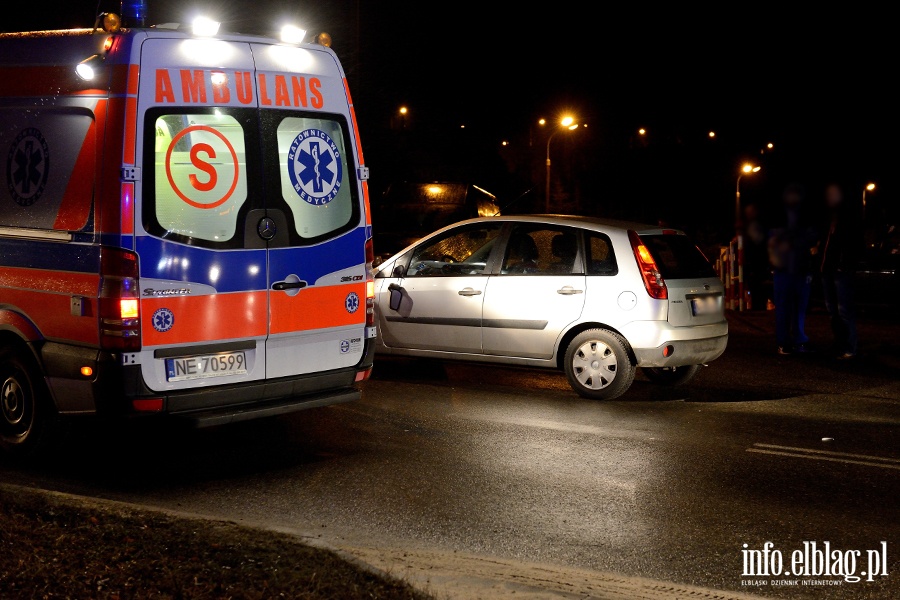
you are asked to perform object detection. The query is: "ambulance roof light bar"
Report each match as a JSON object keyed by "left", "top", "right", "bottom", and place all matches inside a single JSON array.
[
  {"left": 120, "top": 0, "right": 148, "bottom": 28},
  {"left": 280, "top": 24, "right": 307, "bottom": 44},
  {"left": 192, "top": 16, "right": 220, "bottom": 37}
]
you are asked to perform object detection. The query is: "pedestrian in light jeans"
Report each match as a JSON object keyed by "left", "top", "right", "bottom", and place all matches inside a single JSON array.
[
  {"left": 768, "top": 183, "right": 819, "bottom": 355},
  {"left": 819, "top": 182, "right": 862, "bottom": 359}
]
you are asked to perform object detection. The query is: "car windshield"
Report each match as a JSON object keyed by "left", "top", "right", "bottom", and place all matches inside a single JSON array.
[{"left": 640, "top": 234, "right": 717, "bottom": 279}]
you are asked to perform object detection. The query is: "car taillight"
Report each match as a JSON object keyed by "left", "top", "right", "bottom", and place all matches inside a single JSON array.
[
  {"left": 99, "top": 247, "right": 141, "bottom": 351},
  {"left": 628, "top": 230, "right": 667, "bottom": 300},
  {"left": 365, "top": 237, "right": 376, "bottom": 327}
]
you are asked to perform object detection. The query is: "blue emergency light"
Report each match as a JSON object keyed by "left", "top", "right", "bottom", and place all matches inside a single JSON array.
[{"left": 120, "top": 0, "right": 148, "bottom": 27}]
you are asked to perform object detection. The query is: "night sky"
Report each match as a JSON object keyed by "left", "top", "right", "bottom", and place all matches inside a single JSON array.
[{"left": 5, "top": 1, "right": 897, "bottom": 241}]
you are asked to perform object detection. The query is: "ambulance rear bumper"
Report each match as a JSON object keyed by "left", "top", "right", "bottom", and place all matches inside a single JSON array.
[{"left": 42, "top": 338, "right": 376, "bottom": 423}]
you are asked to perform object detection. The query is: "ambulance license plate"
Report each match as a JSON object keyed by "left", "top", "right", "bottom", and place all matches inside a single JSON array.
[{"left": 165, "top": 352, "right": 247, "bottom": 382}]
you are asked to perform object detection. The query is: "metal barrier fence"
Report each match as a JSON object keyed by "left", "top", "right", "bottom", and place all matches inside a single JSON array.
[{"left": 715, "top": 235, "right": 747, "bottom": 311}]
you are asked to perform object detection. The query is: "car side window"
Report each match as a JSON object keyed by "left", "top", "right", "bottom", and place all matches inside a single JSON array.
[
  {"left": 586, "top": 233, "right": 618, "bottom": 276},
  {"left": 500, "top": 226, "right": 580, "bottom": 275},
  {"left": 407, "top": 224, "right": 502, "bottom": 276}
]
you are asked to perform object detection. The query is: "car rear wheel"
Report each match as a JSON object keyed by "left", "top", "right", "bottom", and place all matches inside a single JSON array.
[
  {"left": 642, "top": 365, "right": 701, "bottom": 386},
  {"left": 564, "top": 329, "right": 635, "bottom": 400},
  {"left": 0, "top": 346, "right": 57, "bottom": 458}
]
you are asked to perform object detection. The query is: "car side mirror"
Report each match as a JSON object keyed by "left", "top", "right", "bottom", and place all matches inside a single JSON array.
[
  {"left": 392, "top": 264, "right": 406, "bottom": 278},
  {"left": 388, "top": 283, "right": 404, "bottom": 311}
]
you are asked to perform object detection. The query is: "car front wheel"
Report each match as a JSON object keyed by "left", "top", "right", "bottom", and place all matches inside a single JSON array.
[
  {"left": 641, "top": 365, "right": 701, "bottom": 386},
  {"left": 564, "top": 329, "right": 636, "bottom": 400}
]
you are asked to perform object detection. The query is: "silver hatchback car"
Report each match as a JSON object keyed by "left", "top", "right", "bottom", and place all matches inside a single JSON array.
[{"left": 373, "top": 215, "right": 728, "bottom": 399}]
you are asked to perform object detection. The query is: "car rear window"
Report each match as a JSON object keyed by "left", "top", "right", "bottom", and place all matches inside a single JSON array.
[{"left": 640, "top": 234, "right": 717, "bottom": 279}]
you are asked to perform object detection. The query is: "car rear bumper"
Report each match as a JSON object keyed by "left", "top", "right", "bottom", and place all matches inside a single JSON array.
[{"left": 632, "top": 333, "right": 728, "bottom": 367}]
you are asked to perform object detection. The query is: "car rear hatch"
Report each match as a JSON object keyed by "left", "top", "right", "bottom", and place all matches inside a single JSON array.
[{"left": 638, "top": 231, "right": 724, "bottom": 327}]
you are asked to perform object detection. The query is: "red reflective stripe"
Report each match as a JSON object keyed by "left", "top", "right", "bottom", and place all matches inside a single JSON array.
[
  {"left": 0, "top": 266, "right": 99, "bottom": 295},
  {"left": 121, "top": 182, "right": 134, "bottom": 234},
  {"left": 343, "top": 78, "right": 370, "bottom": 224},
  {"left": 269, "top": 283, "right": 366, "bottom": 334},
  {"left": 109, "top": 64, "right": 130, "bottom": 95},
  {"left": 53, "top": 100, "right": 103, "bottom": 231},
  {"left": 343, "top": 79, "right": 364, "bottom": 164},
  {"left": 0, "top": 66, "right": 107, "bottom": 96},
  {"left": 127, "top": 64, "right": 140, "bottom": 95},
  {"left": 98, "top": 97, "right": 125, "bottom": 233},
  {"left": 141, "top": 293, "right": 268, "bottom": 346},
  {"left": 123, "top": 96, "right": 137, "bottom": 165},
  {"left": 362, "top": 180, "right": 372, "bottom": 225},
  {"left": 0, "top": 267, "right": 99, "bottom": 343}
]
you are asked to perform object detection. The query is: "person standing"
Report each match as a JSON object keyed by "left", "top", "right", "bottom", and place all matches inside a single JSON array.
[
  {"left": 768, "top": 183, "right": 819, "bottom": 354},
  {"left": 819, "top": 182, "right": 862, "bottom": 359}
]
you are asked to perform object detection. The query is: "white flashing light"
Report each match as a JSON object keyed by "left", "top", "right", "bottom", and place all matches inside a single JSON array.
[
  {"left": 281, "top": 24, "right": 306, "bottom": 44},
  {"left": 210, "top": 71, "right": 227, "bottom": 86},
  {"left": 75, "top": 54, "right": 103, "bottom": 81},
  {"left": 192, "top": 16, "right": 220, "bottom": 37}
]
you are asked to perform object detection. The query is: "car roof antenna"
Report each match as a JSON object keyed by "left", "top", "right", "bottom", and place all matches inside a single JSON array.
[{"left": 494, "top": 187, "right": 534, "bottom": 216}]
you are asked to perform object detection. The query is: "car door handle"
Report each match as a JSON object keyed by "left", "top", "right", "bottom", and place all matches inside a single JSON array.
[
  {"left": 272, "top": 280, "right": 308, "bottom": 291},
  {"left": 557, "top": 286, "right": 583, "bottom": 295},
  {"left": 458, "top": 287, "right": 482, "bottom": 296}
]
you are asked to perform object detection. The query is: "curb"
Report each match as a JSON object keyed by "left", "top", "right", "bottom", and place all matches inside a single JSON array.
[{"left": 1, "top": 482, "right": 772, "bottom": 600}]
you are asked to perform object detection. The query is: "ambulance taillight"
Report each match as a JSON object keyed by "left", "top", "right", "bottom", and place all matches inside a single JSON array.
[
  {"left": 365, "top": 238, "right": 376, "bottom": 328},
  {"left": 99, "top": 247, "right": 141, "bottom": 351}
]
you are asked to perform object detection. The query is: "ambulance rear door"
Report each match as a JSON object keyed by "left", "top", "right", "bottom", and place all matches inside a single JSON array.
[
  {"left": 251, "top": 43, "right": 369, "bottom": 378},
  {"left": 135, "top": 36, "right": 270, "bottom": 393}
]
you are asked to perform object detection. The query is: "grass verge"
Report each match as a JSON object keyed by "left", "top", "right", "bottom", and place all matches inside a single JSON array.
[{"left": 0, "top": 485, "right": 434, "bottom": 600}]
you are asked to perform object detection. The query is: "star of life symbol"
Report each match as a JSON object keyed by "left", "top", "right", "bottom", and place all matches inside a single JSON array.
[
  {"left": 345, "top": 292, "right": 360, "bottom": 313},
  {"left": 287, "top": 129, "right": 343, "bottom": 206},
  {"left": 6, "top": 128, "right": 50, "bottom": 207},
  {"left": 152, "top": 308, "right": 175, "bottom": 333}
]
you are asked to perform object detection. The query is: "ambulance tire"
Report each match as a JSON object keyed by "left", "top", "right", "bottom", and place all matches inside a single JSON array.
[{"left": 0, "top": 346, "right": 58, "bottom": 459}]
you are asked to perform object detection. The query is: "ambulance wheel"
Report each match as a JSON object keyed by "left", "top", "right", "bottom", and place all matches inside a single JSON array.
[{"left": 0, "top": 346, "right": 57, "bottom": 459}]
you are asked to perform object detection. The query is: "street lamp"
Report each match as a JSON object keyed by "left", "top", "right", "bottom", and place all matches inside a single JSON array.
[
  {"left": 545, "top": 117, "right": 579, "bottom": 213},
  {"left": 735, "top": 162, "right": 760, "bottom": 230},
  {"left": 862, "top": 182, "right": 875, "bottom": 221},
  {"left": 731, "top": 163, "right": 760, "bottom": 311}
]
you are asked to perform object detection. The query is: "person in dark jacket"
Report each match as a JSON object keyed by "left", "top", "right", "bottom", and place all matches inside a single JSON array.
[
  {"left": 768, "top": 183, "right": 819, "bottom": 354},
  {"left": 819, "top": 182, "right": 863, "bottom": 359}
]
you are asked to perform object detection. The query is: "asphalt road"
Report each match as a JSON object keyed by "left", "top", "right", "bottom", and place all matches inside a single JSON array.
[{"left": 2, "top": 307, "right": 898, "bottom": 599}]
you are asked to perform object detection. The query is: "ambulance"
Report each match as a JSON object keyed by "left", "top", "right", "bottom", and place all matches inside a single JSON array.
[{"left": 0, "top": 4, "right": 376, "bottom": 457}]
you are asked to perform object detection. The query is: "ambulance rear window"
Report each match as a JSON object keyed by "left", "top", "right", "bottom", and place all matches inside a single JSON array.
[
  {"left": 149, "top": 112, "right": 249, "bottom": 245},
  {"left": 273, "top": 115, "right": 355, "bottom": 241}
]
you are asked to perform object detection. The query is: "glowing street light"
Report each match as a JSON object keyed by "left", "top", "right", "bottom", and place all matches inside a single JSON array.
[
  {"left": 731, "top": 163, "right": 760, "bottom": 310},
  {"left": 708, "top": 131, "right": 716, "bottom": 138},
  {"left": 545, "top": 117, "right": 579, "bottom": 213},
  {"left": 737, "top": 162, "right": 761, "bottom": 221},
  {"left": 863, "top": 182, "right": 876, "bottom": 220}
]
